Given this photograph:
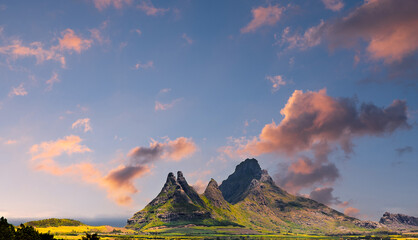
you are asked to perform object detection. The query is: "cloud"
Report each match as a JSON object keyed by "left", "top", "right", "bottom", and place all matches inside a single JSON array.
[
  {"left": 128, "top": 137, "right": 197, "bottom": 162},
  {"left": 278, "top": 21, "right": 325, "bottom": 50},
  {"left": 309, "top": 187, "right": 342, "bottom": 205},
  {"left": 132, "top": 29, "right": 142, "bottom": 35},
  {"left": 0, "top": 40, "right": 66, "bottom": 67},
  {"left": 322, "top": 0, "right": 344, "bottom": 11},
  {"left": 159, "top": 88, "right": 171, "bottom": 94},
  {"left": 92, "top": 0, "right": 132, "bottom": 11},
  {"left": 344, "top": 207, "right": 360, "bottom": 217},
  {"left": 395, "top": 146, "right": 413, "bottom": 156},
  {"left": 137, "top": 0, "right": 169, "bottom": 16},
  {"left": 29, "top": 136, "right": 196, "bottom": 205},
  {"left": 4, "top": 139, "right": 17, "bottom": 145},
  {"left": 45, "top": 72, "right": 60, "bottom": 91},
  {"left": 72, "top": 118, "right": 92, "bottom": 133},
  {"left": 55, "top": 29, "right": 92, "bottom": 53},
  {"left": 134, "top": 61, "right": 153, "bottom": 70},
  {"left": 182, "top": 33, "right": 193, "bottom": 45},
  {"left": 30, "top": 135, "right": 92, "bottom": 162},
  {"left": 241, "top": 5, "right": 284, "bottom": 33},
  {"left": 328, "top": 0, "right": 418, "bottom": 63},
  {"left": 9, "top": 83, "right": 28, "bottom": 97},
  {"left": 225, "top": 89, "right": 409, "bottom": 194},
  {"left": 192, "top": 179, "right": 207, "bottom": 194},
  {"left": 155, "top": 98, "right": 182, "bottom": 111},
  {"left": 267, "top": 75, "right": 286, "bottom": 92},
  {"left": 236, "top": 89, "right": 409, "bottom": 156},
  {"left": 0, "top": 28, "right": 93, "bottom": 68}
]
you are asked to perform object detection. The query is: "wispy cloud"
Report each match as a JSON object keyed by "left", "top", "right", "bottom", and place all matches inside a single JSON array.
[
  {"left": 0, "top": 28, "right": 93, "bottom": 68},
  {"left": 134, "top": 60, "right": 153, "bottom": 70},
  {"left": 241, "top": 5, "right": 284, "bottom": 33},
  {"left": 155, "top": 98, "right": 182, "bottom": 111},
  {"left": 72, "top": 118, "right": 92, "bottom": 133},
  {"left": 182, "top": 33, "right": 193, "bottom": 45},
  {"left": 137, "top": 0, "right": 169, "bottom": 16},
  {"left": 266, "top": 75, "right": 286, "bottom": 92},
  {"left": 45, "top": 72, "right": 60, "bottom": 91},
  {"left": 9, "top": 83, "right": 28, "bottom": 97},
  {"left": 92, "top": 0, "right": 132, "bottom": 11},
  {"left": 322, "top": 0, "right": 344, "bottom": 11}
]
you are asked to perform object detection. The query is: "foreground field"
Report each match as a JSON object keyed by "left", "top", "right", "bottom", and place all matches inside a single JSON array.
[{"left": 33, "top": 224, "right": 418, "bottom": 240}]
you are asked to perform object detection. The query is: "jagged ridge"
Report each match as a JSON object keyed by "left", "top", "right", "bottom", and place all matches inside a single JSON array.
[{"left": 127, "top": 158, "right": 390, "bottom": 234}]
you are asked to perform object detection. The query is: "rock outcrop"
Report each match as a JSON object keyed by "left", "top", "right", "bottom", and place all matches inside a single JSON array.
[{"left": 379, "top": 212, "right": 418, "bottom": 231}]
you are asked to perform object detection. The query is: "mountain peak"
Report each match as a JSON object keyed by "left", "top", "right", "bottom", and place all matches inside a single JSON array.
[{"left": 219, "top": 158, "right": 263, "bottom": 204}]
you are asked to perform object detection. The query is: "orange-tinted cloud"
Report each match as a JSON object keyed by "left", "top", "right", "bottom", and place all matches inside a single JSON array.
[
  {"left": 328, "top": 0, "right": 418, "bottom": 63},
  {"left": 9, "top": 83, "right": 28, "bottom": 97},
  {"left": 137, "top": 1, "right": 168, "bottom": 16},
  {"left": 344, "top": 207, "right": 360, "bottom": 217},
  {"left": 237, "top": 89, "right": 409, "bottom": 156},
  {"left": 0, "top": 28, "right": 93, "bottom": 67},
  {"left": 30, "top": 136, "right": 196, "bottom": 205},
  {"left": 55, "top": 29, "right": 92, "bottom": 53},
  {"left": 0, "top": 40, "right": 66, "bottom": 66},
  {"left": 92, "top": 0, "right": 132, "bottom": 11},
  {"left": 241, "top": 5, "right": 284, "bottom": 33}
]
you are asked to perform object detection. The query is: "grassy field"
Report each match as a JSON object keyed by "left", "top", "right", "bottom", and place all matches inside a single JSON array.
[{"left": 32, "top": 224, "right": 418, "bottom": 240}]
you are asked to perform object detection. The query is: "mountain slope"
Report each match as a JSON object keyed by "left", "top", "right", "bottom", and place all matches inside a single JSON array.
[{"left": 127, "top": 158, "right": 387, "bottom": 234}]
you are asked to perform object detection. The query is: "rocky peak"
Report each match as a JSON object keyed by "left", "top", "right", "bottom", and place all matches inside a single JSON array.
[
  {"left": 204, "top": 179, "right": 229, "bottom": 209},
  {"left": 219, "top": 158, "right": 263, "bottom": 204},
  {"left": 380, "top": 212, "right": 418, "bottom": 226},
  {"left": 176, "top": 171, "right": 206, "bottom": 206}
]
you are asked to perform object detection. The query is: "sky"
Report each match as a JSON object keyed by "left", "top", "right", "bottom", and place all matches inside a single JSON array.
[{"left": 0, "top": 0, "right": 417, "bottom": 223}]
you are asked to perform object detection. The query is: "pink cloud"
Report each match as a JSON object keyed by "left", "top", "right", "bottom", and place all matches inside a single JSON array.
[
  {"left": 92, "top": 0, "right": 132, "bottom": 11},
  {"left": 344, "top": 207, "right": 360, "bottom": 217},
  {"left": 241, "top": 5, "right": 284, "bottom": 33},
  {"left": 30, "top": 136, "right": 197, "bottom": 205},
  {"left": 45, "top": 72, "right": 60, "bottom": 91},
  {"left": 266, "top": 75, "right": 286, "bottom": 92},
  {"left": 9, "top": 83, "right": 27, "bottom": 97},
  {"left": 134, "top": 60, "right": 153, "bottom": 70},
  {"left": 137, "top": 1, "right": 169, "bottom": 16},
  {"left": 322, "top": 0, "right": 344, "bottom": 11},
  {"left": 55, "top": 29, "right": 92, "bottom": 53}
]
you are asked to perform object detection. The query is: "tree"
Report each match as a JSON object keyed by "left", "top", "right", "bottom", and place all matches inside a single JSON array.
[
  {"left": 81, "top": 233, "right": 100, "bottom": 240},
  {"left": 0, "top": 217, "right": 15, "bottom": 240}
]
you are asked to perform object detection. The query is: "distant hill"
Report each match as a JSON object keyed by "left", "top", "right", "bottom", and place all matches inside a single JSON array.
[
  {"left": 380, "top": 212, "right": 418, "bottom": 231},
  {"left": 25, "top": 218, "right": 85, "bottom": 227},
  {"left": 127, "top": 158, "right": 389, "bottom": 234}
]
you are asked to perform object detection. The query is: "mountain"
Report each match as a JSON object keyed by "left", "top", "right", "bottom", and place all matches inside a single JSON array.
[
  {"left": 126, "top": 158, "right": 386, "bottom": 234},
  {"left": 126, "top": 171, "right": 236, "bottom": 230},
  {"left": 379, "top": 212, "right": 418, "bottom": 231}
]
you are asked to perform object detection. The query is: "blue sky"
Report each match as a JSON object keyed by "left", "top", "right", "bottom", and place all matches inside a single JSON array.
[{"left": 0, "top": 0, "right": 417, "bottom": 221}]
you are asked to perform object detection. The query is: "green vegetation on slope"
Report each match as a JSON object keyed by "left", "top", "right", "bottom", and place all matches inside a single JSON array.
[{"left": 25, "top": 218, "right": 85, "bottom": 227}]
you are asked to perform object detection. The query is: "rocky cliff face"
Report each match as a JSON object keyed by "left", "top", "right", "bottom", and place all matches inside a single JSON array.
[
  {"left": 219, "top": 158, "right": 262, "bottom": 204},
  {"left": 379, "top": 212, "right": 418, "bottom": 230}
]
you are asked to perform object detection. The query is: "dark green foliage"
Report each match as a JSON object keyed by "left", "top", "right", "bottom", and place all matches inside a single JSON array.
[
  {"left": 0, "top": 216, "right": 15, "bottom": 240},
  {"left": 0, "top": 217, "right": 55, "bottom": 240},
  {"left": 81, "top": 233, "right": 100, "bottom": 240},
  {"left": 25, "top": 218, "right": 85, "bottom": 227}
]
